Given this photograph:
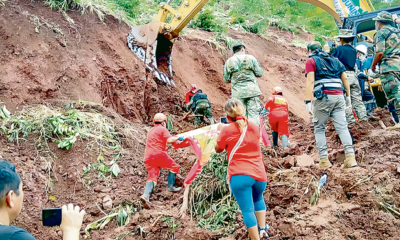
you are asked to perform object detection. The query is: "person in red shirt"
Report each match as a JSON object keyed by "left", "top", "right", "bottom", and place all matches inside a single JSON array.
[
  {"left": 140, "top": 113, "right": 185, "bottom": 209},
  {"left": 185, "top": 84, "right": 198, "bottom": 104},
  {"left": 215, "top": 99, "right": 269, "bottom": 240},
  {"left": 261, "top": 87, "right": 289, "bottom": 149}
]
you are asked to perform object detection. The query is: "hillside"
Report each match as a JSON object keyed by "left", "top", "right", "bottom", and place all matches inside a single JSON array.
[{"left": 1, "top": 0, "right": 400, "bottom": 240}]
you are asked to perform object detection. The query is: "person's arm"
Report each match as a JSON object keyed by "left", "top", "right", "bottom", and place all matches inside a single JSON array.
[
  {"left": 371, "top": 52, "right": 384, "bottom": 71},
  {"left": 215, "top": 144, "right": 224, "bottom": 153},
  {"left": 185, "top": 92, "right": 190, "bottom": 104},
  {"left": 305, "top": 72, "right": 315, "bottom": 101},
  {"left": 372, "top": 31, "right": 386, "bottom": 71},
  {"left": 340, "top": 72, "right": 351, "bottom": 97},
  {"left": 251, "top": 57, "right": 264, "bottom": 77},
  {"left": 264, "top": 96, "right": 273, "bottom": 110},
  {"left": 60, "top": 204, "right": 85, "bottom": 240},
  {"left": 223, "top": 60, "right": 232, "bottom": 83},
  {"left": 393, "top": 14, "right": 400, "bottom": 24},
  {"left": 366, "top": 35, "right": 373, "bottom": 43},
  {"left": 167, "top": 137, "right": 180, "bottom": 143}
]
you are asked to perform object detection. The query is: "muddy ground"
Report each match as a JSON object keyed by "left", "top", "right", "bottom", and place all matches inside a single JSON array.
[{"left": 1, "top": 0, "right": 400, "bottom": 239}]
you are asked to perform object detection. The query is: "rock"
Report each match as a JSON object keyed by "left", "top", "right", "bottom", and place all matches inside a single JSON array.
[
  {"left": 397, "top": 165, "right": 400, "bottom": 174},
  {"left": 296, "top": 155, "right": 314, "bottom": 167},
  {"left": 283, "top": 156, "right": 294, "bottom": 168},
  {"left": 103, "top": 195, "right": 113, "bottom": 210},
  {"left": 101, "top": 188, "right": 112, "bottom": 193}
]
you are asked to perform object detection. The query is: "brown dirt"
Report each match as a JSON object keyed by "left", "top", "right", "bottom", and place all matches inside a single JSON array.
[{"left": 1, "top": 0, "right": 400, "bottom": 239}]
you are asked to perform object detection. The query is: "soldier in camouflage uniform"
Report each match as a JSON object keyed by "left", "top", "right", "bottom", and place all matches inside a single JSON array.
[
  {"left": 186, "top": 89, "right": 215, "bottom": 126},
  {"left": 223, "top": 44, "right": 263, "bottom": 125},
  {"left": 372, "top": 11, "right": 400, "bottom": 128}
]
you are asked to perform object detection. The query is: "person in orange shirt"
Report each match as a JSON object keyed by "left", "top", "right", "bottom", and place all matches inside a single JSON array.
[
  {"left": 261, "top": 87, "right": 289, "bottom": 149},
  {"left": 140, "top": 113, "right": 184, "bottom": 209},
  {"left": 215, "top": 99, "right": 269, "bottom": 239},
  {"left": 185, "top": 84, "right": 198, "bottom": 104}
]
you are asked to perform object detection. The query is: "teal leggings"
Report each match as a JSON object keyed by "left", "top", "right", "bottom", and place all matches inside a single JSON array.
[{"left": 230, "top": 175, "right": 267, "bottom": 228}]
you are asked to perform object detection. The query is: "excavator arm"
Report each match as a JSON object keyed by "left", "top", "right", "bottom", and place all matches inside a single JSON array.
[
  {"left": 127, "top": 0, "right": 210, "bottom": 86},
  {"left": 298, "top": 0, "right": 374, "bottom": 24}
]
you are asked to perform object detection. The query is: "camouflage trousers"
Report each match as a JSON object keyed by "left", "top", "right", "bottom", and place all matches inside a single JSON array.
[
  {"left": 194, "top": 103, "right": 215, "bottom": 126},
  {"left": 345, "top": 72, "right": 368, "bottom": 124},
  {"left": 381, "top": 72, "right": 400, "bottom": 117},
  {"left": 237, "top": 96, "right": 262, "bottom": 125}
]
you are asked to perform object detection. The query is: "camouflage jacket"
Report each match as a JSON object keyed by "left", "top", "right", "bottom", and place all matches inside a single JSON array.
[
  {"left": 223, "top": 52, "right": 263, "bottom": 99},
  {"left": 374, "top": 25, "right": 400, "bottom": 74}
]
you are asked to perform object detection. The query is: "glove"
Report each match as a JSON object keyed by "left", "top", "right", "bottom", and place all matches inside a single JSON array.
[
  {"left": 346, "top": 96, "right": 352, "bottom": 108},
  {"left": 178, "top": 136, "right": 185, "bottom": 141},
  {"left": 306, "top": 102, "right": 312, "bottom": 115},
  {"left": 260, "top": 109, "right": 267, "bottom": 115}
]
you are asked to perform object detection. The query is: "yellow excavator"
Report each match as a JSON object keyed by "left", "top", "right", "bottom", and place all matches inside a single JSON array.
[{"left": 127, "top": 0, "right": 209, "bottom": 86}]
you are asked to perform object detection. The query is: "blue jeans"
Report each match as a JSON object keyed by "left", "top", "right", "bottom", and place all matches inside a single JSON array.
[{"left": 230, "top": 175, "right": 267, "bottom": 228}]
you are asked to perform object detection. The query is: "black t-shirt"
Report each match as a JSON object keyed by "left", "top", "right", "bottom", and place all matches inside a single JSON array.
[
  {"left": 330, "top": 44, "right": 357, "bottom": 71},
  {"left": 0, "top": 225, "right": 36, "bottom": 240}
]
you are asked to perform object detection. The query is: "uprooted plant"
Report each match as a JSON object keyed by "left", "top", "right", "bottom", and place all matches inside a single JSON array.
[
  {"left": 0, "top": 104, "right": 124, "bottom": 187},
  {"left": 85, "top": 202, "right": 137, "bottom": 238},
  {"left": 190, "top": 152, "right": 240, "bottom": 235}
]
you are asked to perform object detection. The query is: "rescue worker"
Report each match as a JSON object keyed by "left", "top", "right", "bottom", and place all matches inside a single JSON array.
[
  {"left": 305, "top": 41, "right": 356, "bottom": 169},
  {"left": 371, "top": 11, "right": 400, "bottom": 128},
  {"left": 355, "top": 45, "right": 379, "bottom": 120},
  {"left": 260, "top": 87, "right": 289, "bottom": 149},
  {"left": 331, "top": 29, "right": 369, "bottom": 124},
  {"left": 223, "top": 43, "right": 263, "bottom": 125},
  {"left": 186, "top": 89, "right": 215, "bottom": 126},
  {"left": 185, "top": 84, "right": 198, "bottom": 104},
  {"left": 140, "top": 113, "right": 184, "bottom": 209}
]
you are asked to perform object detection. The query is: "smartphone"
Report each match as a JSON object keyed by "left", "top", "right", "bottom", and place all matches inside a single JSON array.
[
  {"left": 220, "top": 117, "right": 228, "bottom": 124},
  {"left": 42, "top": 208, "right": 62, "bottom": 226}
]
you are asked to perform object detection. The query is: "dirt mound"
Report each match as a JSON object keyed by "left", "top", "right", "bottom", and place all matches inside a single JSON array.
[{"left": 2, "top": 0, "right": 400, "bottom": 239}]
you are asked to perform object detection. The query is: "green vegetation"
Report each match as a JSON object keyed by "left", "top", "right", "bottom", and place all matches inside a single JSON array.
[
  {"left": 85, "top": 202, "right": 137, "bottom": 237},
  {"left": 0, "top": 103, "right": 123, "bottom": 179},
  {"left": 42, "top": 0, "right": 400, "bottom": 46},
  {"left": 371, "top": 0, "right": 400, "bottom": 11},
  {"left": 190, "top": 152, "right": 240, "bottom": 235}
]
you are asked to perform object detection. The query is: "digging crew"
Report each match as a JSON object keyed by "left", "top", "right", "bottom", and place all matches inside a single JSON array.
[
  {"left": 371, "top": 11, "right": 400, "bottom": 128},
  {"left": 185, "top": 84, "right": 198, "bottom": 104},
  {"left": 140, "top": 113, "right": 184, "bottom": 209},
  {"left": 223, "top": 43, "right": 263, "bottom": 125},
  {"left": 355, "top": 45, "right": 379, "bottom": 120},
  {"left": 260, "top": 87, "right": 289, "bottom": 150},
  {"left": 186, "top": 89, "right": 215, "bottom": 126},
  {"left": 331, "top": 29, "right": 369, "bottom": 124},
  {"left": 305, "top": 41, "right": 356, "bottom": 169}
]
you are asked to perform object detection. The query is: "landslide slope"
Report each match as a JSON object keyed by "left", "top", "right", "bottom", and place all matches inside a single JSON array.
[{"left": 2, "top": 1, "right": 400, "bottom": 240}]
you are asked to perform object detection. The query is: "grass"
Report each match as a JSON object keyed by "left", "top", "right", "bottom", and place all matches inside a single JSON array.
[
  {"left": 190, "top": 152, "right": 240, "bottom": 235},
  {"left": 85, "top": 202, "right": 137, "bottom": 238},
  {"left": 0, "top": 104, "right": 124, "bottom": 183}
]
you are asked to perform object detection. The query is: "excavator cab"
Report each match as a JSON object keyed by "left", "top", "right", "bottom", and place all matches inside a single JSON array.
[{"left": 127, "top": 0, "right": 210, "bottom": 86}]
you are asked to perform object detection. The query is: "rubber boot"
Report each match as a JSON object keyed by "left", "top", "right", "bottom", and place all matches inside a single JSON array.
[
  {"left": 168, "top": 172, "right": 182, "bottom": 192},
  {"left": 319, "top": 157, "right": 332, "bottom": 169},
  {"left": 343, "top": 154, "right": 357, "bottom": 169},
  {"left": 140, "top": 181, "right": 154, "bottom": 209},
  {"left": 272, "top": 131, "right": 279, "bottom": 148},
  {"left": 280, "top": 135, "right": 289, "bottom": 149}
]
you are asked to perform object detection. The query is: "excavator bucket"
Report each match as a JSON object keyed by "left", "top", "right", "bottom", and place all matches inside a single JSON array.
[{"left": 127, "top": 21, "right": 175, "bottom": 86}]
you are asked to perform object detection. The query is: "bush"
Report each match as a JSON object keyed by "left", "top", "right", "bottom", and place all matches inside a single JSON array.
[{"left": 191, "top": 10, "right": 224, "bottom": 32}]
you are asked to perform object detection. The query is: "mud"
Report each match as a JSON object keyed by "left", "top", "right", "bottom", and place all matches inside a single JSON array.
[{"left": 1, "top": 0, "right": 400, "bottom": 239}]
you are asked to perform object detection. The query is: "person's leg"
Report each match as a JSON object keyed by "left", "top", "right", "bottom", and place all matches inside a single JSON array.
[
  {"left": 141, "top": 160, "right": 160, "bottom": 209},
  {"left": 348, "top": 73, "right": 368, "bottom": 121},
  {"left": 388, "top": 102, "right": 400, "bottom": 124},
  {"left": 205, "top": 107, "right": 215, "bottom": 124},
  {"left": 330, "top": 95, "right": 356, "bottom": 168},
  {"left": 312, "top": 97, "right": 332, "bottom": 167},
  {"left": 252, "top": 180, "right": 267, "bottom": 236},
  {"left": 278, "top": 116, "right": 290, "bottom": 149},
  {"left": 271, "top": 131, "right": 278, "bottom": 148},
  {"left": 243, "top": 97, "right": 262, "bottom": 125},
  {"left": 156, "top": 153, "right": 181, "bottom": 192},
  {"left": 230, "top": 175, "right": 259, "bottom": 240},
  {"left": 382, "top": 73, "right": 400, "bottom": 127}
]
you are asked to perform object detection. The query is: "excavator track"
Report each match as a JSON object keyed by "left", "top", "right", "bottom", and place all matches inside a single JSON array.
[{"left": 127, "top": 30, "right": 175, "bottom": 87}]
